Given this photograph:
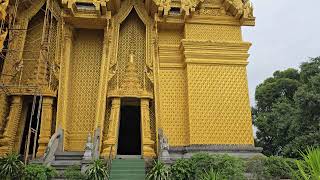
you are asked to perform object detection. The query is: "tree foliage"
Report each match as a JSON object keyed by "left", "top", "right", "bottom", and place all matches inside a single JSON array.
[{"left": 254, "top": 57, "right": 320, "bottom": 157}]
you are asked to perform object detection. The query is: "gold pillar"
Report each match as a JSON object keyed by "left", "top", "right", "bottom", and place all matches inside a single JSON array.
[
  {"left": 141, "top": 98, "right": 156, "bottom": 158},
  {"left": 102, "top": 97, "right": 120, "bottom": 157},
  {"left": 0, "top": 93, "right": 8, "bottom": 133},
  {"left": 36, "top": 97, "right": 54, "bottom": 157},
  {"left": 0, "top": 96, "right": 23, "bottom": 155},
  {"left": 56, "top": 24, "right": 73, "bottom": 150}
]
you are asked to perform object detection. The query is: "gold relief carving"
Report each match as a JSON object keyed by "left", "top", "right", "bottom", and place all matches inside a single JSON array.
[
  {"left": 159, "top": 69, "right": 189, "bottom": 146},
  {"left": 121, "top": 53, "right": 142, "bottom": 92},
  {"left": 196, "top": 7, "right": 226, "bottom": 16},
  {"left": 67, "top": 29, "right": 103, "bottom": 151},
  {"left": 116, "top": 10, "right": 146, "bottom": 90},
  {"left": 153, "top": 0, "right": 171, "bottom": 17},
  {"left": 141, "top": 98, "right": 156, "bottom": 158},
  {"left": 243, "top": 0, "right": 253, "bottom": 19},
  {"left": 92, "top": 0, "right": 109, "bottom": 15},
  {"left": 180, "top": 0, "right": 204, "bottom": 17},
  {"left": 0, "top": 96, "right": 23, "bottom": 155},
  {"left": 158, "top": 30, "right": 182, "bottom": 45},
  {"left": 36, "top": 97, "right": 54, "bottom": 157},
  {"left": 186, "top": 64, "right": 254, "bottom": 145},
  {"left": 185, "top": 24, "right": 242, "bottom": 41},
  {"left": 222, "top": 0, "right": 254, "bottom": 20},
  {"left": 102, "top": 98, "right": 120, "bottom": 157}
]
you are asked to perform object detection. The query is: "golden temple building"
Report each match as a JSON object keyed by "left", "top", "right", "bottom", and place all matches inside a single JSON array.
[{"left": 0, "top": 0, "right": 260, "bottom": 161}]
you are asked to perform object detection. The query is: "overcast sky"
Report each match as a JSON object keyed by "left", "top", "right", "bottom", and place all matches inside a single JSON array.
[{"left": 242, "top": 0, "right": 320, "bottom": 106}]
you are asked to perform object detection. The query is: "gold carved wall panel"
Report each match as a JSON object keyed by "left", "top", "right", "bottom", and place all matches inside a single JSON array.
[
  {"left": 186, "top": 64, "right": 254, "bottom": 145},
  {"left": 159, "top": 69, "right": 189, "bottom": 146},
  {"left": 21, "top": 11, "right": 44, "bottom": 84},
  {"left": 66, "top": 29, "right": 103, "bottom": 151},
  {"left": 185, "top": 24, "right": 242, "bottom": 41},
  {"left": 117, "top": 10, "right": 146, "bottom": 89},
  {"left": 158, "top": 29, "right": 183, "bottom": 64}
]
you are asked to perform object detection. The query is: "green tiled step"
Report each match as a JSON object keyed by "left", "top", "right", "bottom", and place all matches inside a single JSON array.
[
  {"left": 110, "top": 174, "right": 145, "bottom": 180},
  {"left": 110, "top": 158, "right": 145, "bottom": 180}
]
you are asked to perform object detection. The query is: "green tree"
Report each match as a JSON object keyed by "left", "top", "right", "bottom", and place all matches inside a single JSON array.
[{"left": 254, "top": 57, "right": 320, "bottom": 158}]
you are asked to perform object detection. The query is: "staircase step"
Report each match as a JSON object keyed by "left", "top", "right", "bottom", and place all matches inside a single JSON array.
[
  {"left": 116, "top": 155, "right": 142, "bottom": 159},
  {"left": 110, "top": 165, "right": 145, "bottom": 170},
  {"left": 55, "top": 151, "right": 84, "bottom": 161},
  {"left": 110, "top": 174, "right": 145, "bottom": 180},
  {"left": 51, "top": 161, "right": 81, "bottom": 170},
  {"left": 112, "top": 159, "right": 145, "bottom": 164},
  {"left": 110, "top": 158, "right": 145, "bottom": 180},
  {"left": 110, "top": 169, "right": 145, "bottom": 174}
]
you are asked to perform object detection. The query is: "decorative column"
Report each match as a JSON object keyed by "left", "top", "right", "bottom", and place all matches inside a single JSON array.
[
  {"left": 0, "top": 94, "right": 8, "bottom": 133},
  {"left": 56, "top": 24, "right": 73, "bottom": 150},
  {"left": 101, "top": 97, "right": 120, "bottom": 157},
  {"left": 141, "top": 98, "right": 156, "bottom": 158},
  {"left": 36, "top": 97, "right": 54, "bottom": 157},
  {"left": 0, "top": 96, "right": 23, "bottom": 155}
]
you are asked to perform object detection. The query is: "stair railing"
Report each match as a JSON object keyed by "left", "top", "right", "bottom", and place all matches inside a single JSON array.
[{"left": 43, "top": 128, "right": 64, "bottom": 166}]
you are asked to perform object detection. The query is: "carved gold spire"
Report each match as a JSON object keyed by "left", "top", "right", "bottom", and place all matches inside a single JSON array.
[{"left": 121, "top": 52, "right": 141, "bottom": 92}]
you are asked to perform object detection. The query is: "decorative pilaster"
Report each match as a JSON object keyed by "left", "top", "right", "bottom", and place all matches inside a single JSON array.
[
  {"left": 0, "top": 96, "right": 23, "bottom": 155},
  {"left": 141, "top": 98, "right": 156, "bottom": 158},
  {"left": 36, "top": 97, "right": 54, "bottom": 157},
  {"left": 0, "top": 94, "right": 8, "bottom": 133},
  {"left": 102, "top": 98, "right": 120, "bottom": 157},
  {"left": 56, "top": 24, "right": 73, "bottom": 150}
]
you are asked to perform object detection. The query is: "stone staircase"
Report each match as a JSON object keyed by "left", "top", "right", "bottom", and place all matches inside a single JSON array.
[
  {"left": 110, "top": 157, "right": 146, "bottom": 180},
  {"left": 50, "top": 151, "right": 83, "bottom": 179}
]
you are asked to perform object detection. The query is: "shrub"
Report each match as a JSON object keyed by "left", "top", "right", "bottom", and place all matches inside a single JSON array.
[
  {"left": 146, "top": 160, "right": 170, "bottom": 180},
  {"left": 190, "top": 153, "right": 245, "bottom": 180},
  {"left": 64, "top": 165, "right": 86, "bottom": 180},
  {"left": 246, "top": 155, "right": 300, "bottom": 179},
  {"left": 170, "top": 159, "right": 193, "bottom": 180},
  {"left": 199, "top": 168, "right": 226, "bottom": 180},
  {"left": 289, "top": 146, "right": 320, "bottom": 180},
  {"left": 85, "top": 159, "right": 109, "bottom": 180},
  {"left": 24, "top": 164, "right": 57, "bottom": 180},
  {"left": 0, "top": 153, "right": 24, "bottom": 179}
]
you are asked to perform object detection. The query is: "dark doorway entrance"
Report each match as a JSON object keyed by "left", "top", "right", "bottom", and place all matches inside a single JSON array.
[
  {"left": 117, "top": 99, "right": 141, "bottom": 155},
  {"left": 20, "top": 96, "right": 42, "bottom": 159}
]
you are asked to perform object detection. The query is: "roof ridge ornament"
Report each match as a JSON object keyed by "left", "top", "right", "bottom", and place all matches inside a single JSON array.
[
  {"left": 153, "top": 0, "right": 171, "bottom": 17},
  {"left": 180, "top": 0, "right": 204, "bottom": 17}
]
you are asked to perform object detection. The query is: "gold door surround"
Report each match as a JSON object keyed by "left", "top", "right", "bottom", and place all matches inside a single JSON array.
[{"left": 101, "top": 1, "right": 157, "bottom": 158}]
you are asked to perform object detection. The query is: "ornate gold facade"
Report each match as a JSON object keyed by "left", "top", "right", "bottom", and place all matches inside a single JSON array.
[{"left": 0, "top": 0, "right": 256, "bottom": 159}]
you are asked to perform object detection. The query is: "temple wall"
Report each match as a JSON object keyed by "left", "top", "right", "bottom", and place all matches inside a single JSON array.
[
  {"left": 66, "top": 29, "right": 103, "bottom": 151},
  {"left": 159, "top": 69, "right": 189, "bottom": 146},
  {"left": 183, "top": 23, "right": 254, "bottom": 145},
  {"left": 158, "top": 29, "right": 189, "bottom": 146},
  {"left": 186, "top": 64, "right": 254, "bottom": 145}
]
